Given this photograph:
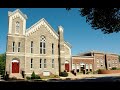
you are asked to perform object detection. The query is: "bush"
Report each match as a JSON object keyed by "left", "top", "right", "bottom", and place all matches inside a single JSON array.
[
  {"left": 111, "top": 67, "right": 117, "bottom": 70},
  {"left": 21, "top": 71, "right": 25, "bottom": 78},
  {"left": 31, "top": 71, "right": 36, "bottom": 79},
  {"left": 31, "top": 71, "right": 41, "bottom": 79},
  {"left": 54, "top": 75, "right": 59, "bottom": 78},
  {"left": 35, "top": 75, "right": 40, "bottom": 79},
  {"left": 26, "top": 76, "right": 31, "bottom": 80},
  {"left": 60, "top": 71, "right": 68, "bottom": 77},
  {"left": 86, "top": 71, "right": 90, "bottom": 74},
  {"left": 117, "top": 68, "right": 120, "bottom": 70},
  {"left": 4, "top": 73, "right": 9, "bottom": 80}
]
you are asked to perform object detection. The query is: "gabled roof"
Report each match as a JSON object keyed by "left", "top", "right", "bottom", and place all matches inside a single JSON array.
[
  {"left": 8, "top": 9, "right": 27, "bottom": 19},
  {"left": 26, "top": 18, "right": 59, "bottom": 38},
  {"left": 64, "top": 41, "right": 72, "bottom": 48}
]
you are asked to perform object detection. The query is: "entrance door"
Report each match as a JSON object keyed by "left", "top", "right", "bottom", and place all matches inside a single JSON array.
[
  {"left": 12, "top": 62, "right": 19, "bottom": 73},
  {"left": 65, "top": 63, "right": 69, "bottom": 72}
]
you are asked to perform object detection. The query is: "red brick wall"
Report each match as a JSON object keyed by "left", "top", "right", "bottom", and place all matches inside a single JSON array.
[
  {"left": 72, "top": 57, "right": 94, "bottom": 71},
  {"left": 94, "top": 53, "right": 105, "bottom": 71},
  {"left": 72, "top": 59, "right": 93, "bottom": 64},
  {"left": 106, "top": 54, "right": 119, "bottom": 70},
  {"left": 98, "top": 70, "right": 120, "bottom": 74}
]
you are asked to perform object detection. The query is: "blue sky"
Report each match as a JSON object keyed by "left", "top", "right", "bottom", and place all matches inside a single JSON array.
[{"left": 0, "top": 8, "right": 120, "bottom": 55}]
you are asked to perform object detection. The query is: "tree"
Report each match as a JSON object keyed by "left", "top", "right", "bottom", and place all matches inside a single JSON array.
[
  {"left": 66, "top": 8, "right": 120, "bottom": 34},
  {"left": 0, "top": 53, "right": 6, "bottom": 75}
]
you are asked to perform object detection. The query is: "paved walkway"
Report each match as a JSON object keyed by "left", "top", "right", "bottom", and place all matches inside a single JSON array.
[{"left": 60, "top": 73, "right": 120, "bottom": 80}]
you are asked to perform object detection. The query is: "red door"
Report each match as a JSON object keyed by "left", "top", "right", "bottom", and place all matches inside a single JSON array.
[
  {"left": 12, "top": 62, "right": 19, "bottom": 73},
  {"left": 65, "top": 63, "right": 69, "bottom": 72}
]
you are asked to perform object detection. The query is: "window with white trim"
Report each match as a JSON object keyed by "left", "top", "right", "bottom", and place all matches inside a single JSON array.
[
  {"left": 44, "top": 59, "right": 46, "bottom": 68},
  {"left": 72, "top": 64, "right": 75, "bottom": 69},
  {"left": 100, "top": 59, "right": 103, "bottom": 66},
  {"left": 52, "top": 59, "right": 54, "bottom": 68},
  {"left": 31, "top": 41, "right": 33, "bottom": 53},
  {"left": 18, "top": 42, "right": 20, "bottom": 52},
  {"left": 31, "top": 58, "right": 33, "bottom": 68},
  {"left": 40, "top": 36, "right": 46, "bottom": 54},
  {"left": 52, "top": 43, "right": 54, "bottom": 54},
  {"left": 12, "top": 42, "right": 15, "bottom": 52},
  {"left": 40, "top": 59, "right": 42, "bottom": 68},
  {"left": 96, "top": 59, "right": 99, "bottom": 63},
  {"left": 16, "top": 21, "right": 20, "bottom": 33}
]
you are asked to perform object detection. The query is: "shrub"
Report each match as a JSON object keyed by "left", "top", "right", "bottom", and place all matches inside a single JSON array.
[
  {"left": 26, "top": 76, "right": 31, "bottom": 80},
  {"left": 54, "top": 75, "right": 59, "bottom": 78},
  {"left": 117, "top": 68, "right": 120, "bottom": 70},
  {"left": 35, "top": 75, "right": 40, "bottom": 79},
  {"left": 86, "top": 71, "right": 90, "bottom": 74},
  {"left": 60, "top": 71, "right": 68, "bottom": 77},
  {"left": 21, "top": 71, "right": 25, "bottom": 78},
  {"left": 31, "top": 71, "right": 36, "bottom": 79},
  {"left": 111, "top": 67, "right": 117, "bottom": 70},
  {"left": 31, "top": 71, "right": 41, "bottom": 79},
  {"left": 4, "top": 73, "right": 9, "bottom": 80}
]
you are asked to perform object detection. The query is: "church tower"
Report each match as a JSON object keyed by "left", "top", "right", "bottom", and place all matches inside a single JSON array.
[{"left": 6, "top": 9, "right": 27, "bottom": 78}]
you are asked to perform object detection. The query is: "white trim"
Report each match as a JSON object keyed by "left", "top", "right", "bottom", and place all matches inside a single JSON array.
[
  {"left": 26, "top": 18, "right": 58, "bottom": 39},
  {"left": 90, "top": 64, "right": 92, "bottom": 69},
  {"left": 65, "top": 61, "right": 69, "bottom": 64},
  {"left": 72, "top": 64, "right": 75, "bottom": 69},
  {"left": 64, "top": 43, "right": 71, "bottom": 56},
  {"left": 80, "top": 63, "right": 85, "bottom": 65},
  {"left": 8, "top": 16, "right": 12, "bottom": 34},
  {"left": 11, "top": 60, "right": 19, "bottom": 63},
  {"left": 8, "top": 9, "right": 27, "bottom": 19},
  {"left": 8, "top": 10, "right": 26, "bottom": 35},
  {"left": 72, "top": 57, "right": 94, "bottom": 59},
  {"left": 7, "top": 34, "right": 25, "bottom": 38},
  {"left": 86, "top": 64, "right": 89, "bottom": 69},
  {"left": 76, "top": 64, "right": 79, "bottom": 69},
  {"left": 23, "top": 19, "right": 26, "bottom": 35},
  {"left": 6, "top": 53, "right": 59, "bottom": 57},
  {"left": 58, "top": 26, "right": 64, "bottom": 32},
  {"left": 65, "top": 56, "right": 71, "bottom": 58}
]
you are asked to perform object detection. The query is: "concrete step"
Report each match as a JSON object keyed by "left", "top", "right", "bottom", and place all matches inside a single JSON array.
[
  {"left": 68, "top": 72, "right": 76, "bottom": 77},
  {"left": 9, "top": 73, "right": 24, "bottom": 79}
]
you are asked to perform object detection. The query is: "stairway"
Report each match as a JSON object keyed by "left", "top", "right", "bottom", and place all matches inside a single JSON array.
[{"left": 9, "top": 73, "right": 24, "bottom": 79}]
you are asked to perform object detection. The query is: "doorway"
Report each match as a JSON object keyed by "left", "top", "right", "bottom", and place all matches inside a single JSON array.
[
  {"left": 12, "top": 60, "right": 19, "bottom": 73},
  {"left": 65, "top": 61, "right": 69, "bottom": 72}
]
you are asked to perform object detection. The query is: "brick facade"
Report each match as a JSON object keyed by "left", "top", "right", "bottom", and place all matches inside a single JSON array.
[
  {"left": 72, "top": 51, "right": 119, "bottom": 73},
  {"left": 72, "top": 56, "right": 94, "bottom": 73}
]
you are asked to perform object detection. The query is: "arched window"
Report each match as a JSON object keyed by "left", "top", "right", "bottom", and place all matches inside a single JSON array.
[
  {"left": 40, "top": 36, "right": 46, "bottom": 54},
  {"left": 16, "top": 21, "right": 20, "bottom": 33}
]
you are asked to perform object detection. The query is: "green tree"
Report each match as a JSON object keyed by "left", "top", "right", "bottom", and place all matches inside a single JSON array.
[
  {"left": 0, "top": 53, "right": 6, "bottom": 75},
  {"left": 66, "top": 8, "right": 120, "bottom": 34},
  {"left": 119, "top": 56, "right": 120, "bottom": 62}
]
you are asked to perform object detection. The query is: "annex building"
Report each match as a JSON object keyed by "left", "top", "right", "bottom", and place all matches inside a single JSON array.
[{"left": 72, "top": 51, "right": 119, "bottom": 74}]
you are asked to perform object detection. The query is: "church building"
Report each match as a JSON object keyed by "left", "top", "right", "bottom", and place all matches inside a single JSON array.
[{"left": 5, "top": 9, "right": 72, "bottom": 79}]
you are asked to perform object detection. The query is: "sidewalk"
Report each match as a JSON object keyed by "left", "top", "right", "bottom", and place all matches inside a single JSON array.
[{"left": 60, "top": 73, "right": 120, "bottom": 80}]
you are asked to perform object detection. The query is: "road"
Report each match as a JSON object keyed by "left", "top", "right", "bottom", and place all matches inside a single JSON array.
[{"left": 46, "top": 76, "right": 120, "bottom": 82}]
